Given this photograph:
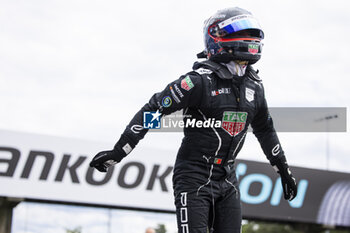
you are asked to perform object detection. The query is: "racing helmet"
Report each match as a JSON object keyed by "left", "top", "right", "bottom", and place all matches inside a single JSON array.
[{"left": 200, "top": 7, "right": 264, "bottom": 64}]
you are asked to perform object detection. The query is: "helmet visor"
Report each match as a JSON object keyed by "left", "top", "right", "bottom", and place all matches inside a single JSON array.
[{"left": 217, "top": 14, "right": 264, "bottom": 39}]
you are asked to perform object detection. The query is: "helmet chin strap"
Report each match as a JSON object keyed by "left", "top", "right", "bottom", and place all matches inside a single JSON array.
[{"left": 223, "top": 60, "right": 248, "bottom": 77}]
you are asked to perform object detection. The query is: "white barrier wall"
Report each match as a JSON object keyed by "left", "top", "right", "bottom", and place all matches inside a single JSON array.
[{"left": 0, "top": 130, "right": 175, "bottom": 212}]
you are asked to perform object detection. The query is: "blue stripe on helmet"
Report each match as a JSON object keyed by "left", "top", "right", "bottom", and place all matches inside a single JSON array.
[{"left": 222, "top": 18, "right": 262, "bottom": 34}]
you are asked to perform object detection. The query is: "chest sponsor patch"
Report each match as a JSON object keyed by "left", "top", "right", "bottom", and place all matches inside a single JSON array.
[
  {"left": 222, "top": 111, "right": 248, "bottom": 136},
  {"left": 245, "top": 87, "right": 255, "bottom": 102},
  {"left": 211, "top": 88, "right": 231, "bottom": 96},
  {"left": 181, "top": 76, "right": 194, "bottom": 91}
]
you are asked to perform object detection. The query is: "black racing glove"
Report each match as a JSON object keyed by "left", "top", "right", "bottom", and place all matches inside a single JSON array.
[
  {"left": 89, "top": 149, "right": 122, "bottom": 172},
  {"left": 90, "top": 136, "right": 134, "bottom": 172},
  {"left": 271, "top": 156, "right": 297, "bottom": 201}
]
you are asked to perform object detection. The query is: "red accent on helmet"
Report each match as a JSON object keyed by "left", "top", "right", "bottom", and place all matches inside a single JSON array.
[{"left": 207, "top": 24, "right": 261, "bottom": 44}]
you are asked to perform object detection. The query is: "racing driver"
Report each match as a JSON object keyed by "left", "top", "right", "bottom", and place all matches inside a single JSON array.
[{"left": 90, "top": 7, "right": 298, "bottom": 233}]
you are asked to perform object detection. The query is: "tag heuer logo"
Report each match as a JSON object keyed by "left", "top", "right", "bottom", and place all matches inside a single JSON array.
[
  {"left": 248, "top": 44, "right": 259, "bottom": 55},
  {"left": 181, "top": 76, "right": 194, "bottom": 91},
  {"left": 222, "top": 111, "right": 248, "bottom": 136}
]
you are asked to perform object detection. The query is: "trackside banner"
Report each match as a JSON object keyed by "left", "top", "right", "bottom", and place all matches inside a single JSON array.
[{"left": 0, "top": 130, "right": 349, "bottom": 227}]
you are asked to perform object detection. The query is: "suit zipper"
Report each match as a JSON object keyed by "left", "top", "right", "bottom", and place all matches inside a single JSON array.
[{"left": 231, "top": 84, "right": 240, "bottom": 107}]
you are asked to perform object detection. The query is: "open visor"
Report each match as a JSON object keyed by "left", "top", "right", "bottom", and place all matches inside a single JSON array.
[{"left": 215, "top": 14, "right": 264, "bottom": 39}]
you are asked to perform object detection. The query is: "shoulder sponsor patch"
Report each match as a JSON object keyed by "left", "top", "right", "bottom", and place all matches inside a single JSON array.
[
  {"left": 245, "top": 87, "right": 255, "bottom": 102},
  {"left": 195, "top": 67, "right": 213, "bottom": 75},
  {"left": 181, "top": 76, "right": 194, "bottom": 91}
]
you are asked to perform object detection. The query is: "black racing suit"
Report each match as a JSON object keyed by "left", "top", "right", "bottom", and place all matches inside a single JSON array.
[{"left": 114, "top": 60, "right": 286, "bottom": 233}]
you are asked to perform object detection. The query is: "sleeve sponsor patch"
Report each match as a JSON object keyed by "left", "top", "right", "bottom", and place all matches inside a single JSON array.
[
  {"left": 174, "top": 84, "right": 184, "bottom": 98},
  {"left": 161, "top": 96, "right": 172, "bottom": 107},
  {"left": 122, "top": 143, "right": 133, "bottom": 155},
  {"left": 169, "top": 86, "right": 181, "bottom": 103}
]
